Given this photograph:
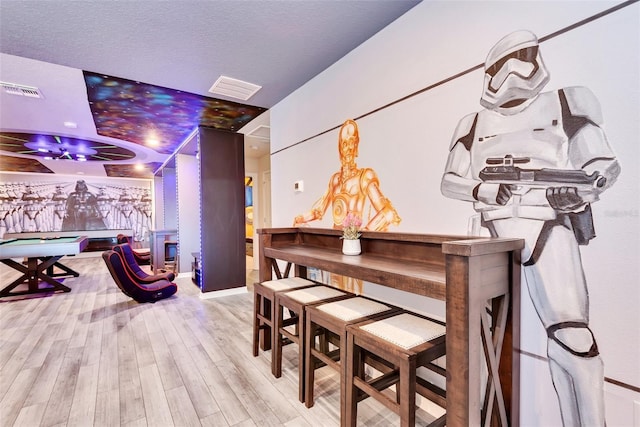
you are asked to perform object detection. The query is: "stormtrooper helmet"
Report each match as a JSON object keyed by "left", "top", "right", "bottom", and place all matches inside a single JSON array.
[{"left": 480, "top": 30, "right": 550, "bottom": 114}]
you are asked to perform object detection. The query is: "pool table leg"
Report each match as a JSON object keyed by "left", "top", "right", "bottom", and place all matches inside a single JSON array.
[
  {"left": 40, "top": 256, "right": 81, "bottom": 278},
  {"left": 0, "top": 256, "right": 71, "bottom": 297}
]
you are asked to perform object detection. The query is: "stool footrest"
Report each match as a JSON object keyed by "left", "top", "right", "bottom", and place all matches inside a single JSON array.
[
  {"left": 363, "top": 352, "right": 395, "bottom": 374},
  {"left": 424, "top": 362, "right": 446, "bottom": 377},
  {"left": 416, "top": 376, "right": 446, "bottom": 408},
  {"left": 367, "top": 369, "right": 400, "bottom": 394},
  {"left": 279, "top": 336, "right": 294, "bottom": 347},
  {"left": 311, "top": 347, "right": 341, "bottom": 370},
  {"left": 281, "top": 316, "right": 299, "bottom": 329},
  {"left": 353, "top": 375, "right": 400, "bottom": 414},
  {"left": 256, "top": 313, "right": 271, "bottom": 324}
]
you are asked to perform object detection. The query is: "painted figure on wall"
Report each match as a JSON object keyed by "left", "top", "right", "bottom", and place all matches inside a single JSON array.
[
  {"left": 0, "top": 178, "right": 152, "bottom": 240},
  {"left": 0, "top": 184, "right": 19, "bottom": 235},
  {"left": 62, "top": 180, "right": 106, "bottom": 231},
  {"left": 0, "top": 185, "right": 9, "bottom": 235},
  {"left": 136, "top": 189, "right": 153, "bottom": 240},
  {"left": 6, "top": 183, "right": 22, "bottom": 233},
  {"left": 294, "top": 119, "right": 401, "bottom": 293},
  {"left": 96, "top": 186, "right": 115, "bottom": 226},
  {"left": 21, "top": 184, "right": 47, "bottom": 232},
  {"left": 294, "top": 119, "right": 401, "bottom": 231},
  {"left": 441, "top": 30, "right": 620, "bottom": 425},
  {"left": 138, "top": 189, "right": 153, "bottom": 220},
  {"left": 51, "top": 185, "right": 68, "bottom": 230},
  {"left": 117, "top": 188, "right": 136, "bottom": 230}
]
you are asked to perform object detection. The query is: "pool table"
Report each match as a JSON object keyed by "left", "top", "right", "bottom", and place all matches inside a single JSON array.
[{"left": 0, "top": 236, "right": 88, "bottom": 297}]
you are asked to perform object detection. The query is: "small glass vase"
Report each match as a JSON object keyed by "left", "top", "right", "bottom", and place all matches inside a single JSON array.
[{"left": 342, "top": 238, "right": 361, "bottom": 255}]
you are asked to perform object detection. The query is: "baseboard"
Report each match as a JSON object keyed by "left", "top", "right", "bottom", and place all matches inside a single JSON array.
[{"left": 199, "top": 286, "right": 248, "bottom": 299}]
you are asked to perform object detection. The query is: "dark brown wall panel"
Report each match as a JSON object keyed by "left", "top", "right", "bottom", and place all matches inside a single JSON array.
[{"left": 198, "top": 126, "right": 245, "bottom": 292}]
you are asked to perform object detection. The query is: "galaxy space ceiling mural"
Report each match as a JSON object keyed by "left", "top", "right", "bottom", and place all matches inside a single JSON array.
[
  {"left": 0, "top": 72, "right": 267, "bottom": 178},
  {"left": 83, "top": 71, "right": 266, "bottom": 154}
]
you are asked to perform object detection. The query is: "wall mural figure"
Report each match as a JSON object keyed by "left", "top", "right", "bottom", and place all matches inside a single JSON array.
[
  {"left": 0, "top": 178, "right": 152, "bottom": 241},
  {"left": 135, "top": 188, "right": 153, "bottom": 241},
  {"left": 137, "top": 189, "right": 152, "bottom": 220},
  {"left": 294, "top": 119, "right": 401, "bottom": 231},
  {"left": 116, "top": 188, "right": 136, "bottom": 230},
  {"left": 7, "top": 183, "right": 23, "bottom": 233},
  {"left": 62, "top": 180, "right": 107, "bottom": 231},
  {"left": 96, "top": 186, "right": 116, "bottom": 227},
  {"left": 441, "top": 30, "right": 620, "bottom": 425},
  {"left": 50, "top": 185, "right": 68, "bottom": 230},
  {"left": 0, "top": 184, "right": 19, "bottom": 235},
  {"left": 294, "top": 119, "right": 401, "bottom": 293},
  {"left": 21, "top": 184, "right": 47, "bottom": 232}
]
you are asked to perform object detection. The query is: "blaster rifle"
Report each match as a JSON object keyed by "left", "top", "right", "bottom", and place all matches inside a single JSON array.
[
  {"left": 479, "top": 157, "right": 602, "bottom": 244},
  {"left": 479, "top": 155, "right": 606, "bottom": 191}
]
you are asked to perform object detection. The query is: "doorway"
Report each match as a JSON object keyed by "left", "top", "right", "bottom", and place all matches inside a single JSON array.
[{"left": 245, "top": 173, "right": 259, "bottom": 271}]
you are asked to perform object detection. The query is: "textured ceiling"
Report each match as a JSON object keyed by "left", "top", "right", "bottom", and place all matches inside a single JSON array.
[{"left": 0, "top": 1, "right": 419, "bottom": 178}]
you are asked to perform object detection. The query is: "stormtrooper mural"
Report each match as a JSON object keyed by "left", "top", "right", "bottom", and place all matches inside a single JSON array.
[
  {"left": 441, "top": 30, "right": 620, "bottom": 425},
  {"left": 0, "top": 179, "right": 152, "bottom": 243}
]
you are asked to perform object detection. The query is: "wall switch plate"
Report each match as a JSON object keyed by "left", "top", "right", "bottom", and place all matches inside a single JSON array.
[{"left": 294, "top": 180, "right": 304, "bottom": 192}]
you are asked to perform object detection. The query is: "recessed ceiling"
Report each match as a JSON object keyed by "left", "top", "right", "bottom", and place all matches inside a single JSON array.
[
  {"left": 0, "top": 132, "right": 136, "bottom": 161},
  {"left": 0, "top": 1, "right": 420, "bottom": 178}
]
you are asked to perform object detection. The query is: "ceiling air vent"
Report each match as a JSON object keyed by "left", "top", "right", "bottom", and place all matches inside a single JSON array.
[
  {"left": 245, "top": 125, "right": 270, "bottom": 140},
  {"left": 0, "top": 81, "right": 44, "bottom": 99},
  {"left": 208, "top": 76, "right": 261, "bottom": 101}
]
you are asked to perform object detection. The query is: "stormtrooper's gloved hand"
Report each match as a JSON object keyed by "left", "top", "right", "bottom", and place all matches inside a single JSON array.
[
  {"left": 546, "top": 187, "right": 585, "bottom": 211},
  {"left": 473, "top": 183, "right": 512, "bottom": 206},
  {"left": 496, "top": 184, "right": 513, "bottom": 206}
]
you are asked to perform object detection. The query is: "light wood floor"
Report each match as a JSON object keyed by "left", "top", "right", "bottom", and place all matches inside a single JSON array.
[{"left": 0, "top": 255, "right": 437, "bottom": 426}]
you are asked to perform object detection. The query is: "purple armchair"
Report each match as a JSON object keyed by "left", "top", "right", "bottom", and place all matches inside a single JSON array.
[
  {"left": 102, "top": 250, "right": 177, "bottom": 303},
  {"left": 116, "top": 234, "right": 151, "bottom": 265},
  {"left": 113, "top": 243, "right": 175, "bottom": 282}
]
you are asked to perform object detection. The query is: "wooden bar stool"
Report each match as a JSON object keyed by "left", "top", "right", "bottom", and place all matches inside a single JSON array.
[
  {"left": 304, "top": 297, "right": 400, "bottom": 416},
  {"left": 345, "top": 311, "right": 447, "bottom": 427},
  {"left": 274, "top": 286, "right": 354, "bottom": 403},
  {"left": 252, "top": 277, "right": 316, "bottom": 359}
]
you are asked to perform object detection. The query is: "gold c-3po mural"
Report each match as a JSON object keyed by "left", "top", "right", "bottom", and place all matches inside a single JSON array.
[
  {"left": 293, "top": 119, "right": 401, "bottom": 293},
  {"left": 293, "top": 119, "right": 401, "bottom": 231}
]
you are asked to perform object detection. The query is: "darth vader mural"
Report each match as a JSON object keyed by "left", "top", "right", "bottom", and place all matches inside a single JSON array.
[
  {"left": 441, "top": 30, "right": 620, "bottom": 425},
  {"left": 61, "top": 180, "right": 106, "bottom": 231}
]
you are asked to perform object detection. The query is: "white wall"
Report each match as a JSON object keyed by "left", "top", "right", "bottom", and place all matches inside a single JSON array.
[
  {"left": 270, "top": 1, "right": 639, "bottom": 425},
  {"left": 152, "top": 175, "right": 164, "bottom": 230},
  {"left": 259, "top": 154, "right": 272, "bottom": 228},
  {"left": 162, "top": 167, "right": 177, "bottom": 230},
  {"left": 176, "top": 153, "right": 200, "bottom": 274}
]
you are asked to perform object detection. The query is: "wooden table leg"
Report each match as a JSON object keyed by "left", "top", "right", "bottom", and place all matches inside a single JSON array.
[
  {"left": 0, "top": 256, "right": 71, "bottom": 297},
  {"left": 445, "top": 248, "right": 520, "bottom": 427}
]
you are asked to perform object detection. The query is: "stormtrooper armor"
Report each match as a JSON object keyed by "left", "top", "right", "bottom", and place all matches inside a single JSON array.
[{"left": 442, "top": 30, "right": 620, "bottom": 426}]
